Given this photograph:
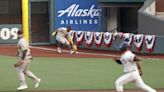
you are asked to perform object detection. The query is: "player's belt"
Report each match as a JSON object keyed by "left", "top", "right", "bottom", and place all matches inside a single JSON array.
[{"left": 124, "top": 70, "right": 136, "bottom": 74}]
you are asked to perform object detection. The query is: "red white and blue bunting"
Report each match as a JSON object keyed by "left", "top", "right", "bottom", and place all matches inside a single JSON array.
[
  {"left": 145, "top": 35, "right": 156, "bottom": 52},
  {"left": 75, "top": 31, "right": 84, "bottom": 46},
  {"left": 85, "top": 32, "right": 94, "bottom": 47},
  {"left": 133, "top": 34, "right": 144, "bottom": 51},
  {"left": 113, "top": 32, "right": 123, "bottom": 40},
  {"left": 94, "top": 32, "right": 103, "bottom": 47},
  {"left": 123, "top": 33, "right": 133, "bottom": 46},
  {"left": 103, "top": 32, "right": 113, "bottom": 47},
  {"left": 71, "top": 31, "right": 156, "bottom": 52}
]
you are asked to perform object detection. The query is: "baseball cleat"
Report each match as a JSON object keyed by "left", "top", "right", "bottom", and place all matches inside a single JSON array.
[
  {"left": 70, "top": 50, "right": 77, "bottom": 54},
  {"left": 75, "top": 51, "right": 78, "bottom": 54},
  {"left": 57, "top": 47, "right": 62, "bottom": 54},
  {"left": 35, "top": 78, "right": 41, "bottom": 88},
  {"left": 17, "top": 85, "right": 28, "bottom": 91}
]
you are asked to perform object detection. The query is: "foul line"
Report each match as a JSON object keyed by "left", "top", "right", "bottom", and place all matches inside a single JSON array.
[
  {"left": 30, "top": 46, "right": 163, "bottom": 61},
  {"left": 30, "top": 46, "right": 120, "bottom": 57}
]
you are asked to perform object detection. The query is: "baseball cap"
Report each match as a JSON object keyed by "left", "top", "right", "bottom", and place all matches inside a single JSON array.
[
  {"left": 66, "top": 26, "right": 72, "bottom": 30},
  {"left": 17, "top": 30, "right": 23, "bottom": 34},
  {"left": 118, "top": 42, "right": 130, "bottom": 51}
]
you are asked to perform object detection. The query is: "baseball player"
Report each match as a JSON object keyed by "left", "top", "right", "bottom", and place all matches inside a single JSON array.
[
  {"left": 14, "top": 30, "right": 41, "bottom": 91},
  {"left": 114, "top": 42, "right": 157, "bottom": 92},
  {"left": 51, "top": 26, "right": 77, "bottom": 54}
]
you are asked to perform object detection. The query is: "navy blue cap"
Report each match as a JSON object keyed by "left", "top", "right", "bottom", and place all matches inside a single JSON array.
[{"left": 118, "top": 42, "right": 130, "bottom": 51}]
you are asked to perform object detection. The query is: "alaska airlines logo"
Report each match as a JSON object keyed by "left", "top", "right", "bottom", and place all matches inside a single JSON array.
[{"left": 58, "top": 4, "right": 100, "bottom": 18}]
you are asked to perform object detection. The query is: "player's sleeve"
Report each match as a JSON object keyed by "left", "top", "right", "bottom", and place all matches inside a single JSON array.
[
  {"left": 133, "top": 55, "right": 141, "bottom": 61},
  {"left": 130, "top": 53, "right": 141, "bottom": 62}
]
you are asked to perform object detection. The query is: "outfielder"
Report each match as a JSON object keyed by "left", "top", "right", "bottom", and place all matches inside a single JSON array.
[
  {"left": 51, "top": 26, "right": 77, "bottom": 54},
  {"left": 114, "top": 42, "right": 156, "bottom": 92},
  {"left": 14, "top": 31, "right": 41, "bottom": 91}
]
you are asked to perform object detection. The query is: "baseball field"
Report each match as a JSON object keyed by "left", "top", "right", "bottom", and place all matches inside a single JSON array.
[{"left": 0, "top": 45, "right": 164, "bottom": 92}]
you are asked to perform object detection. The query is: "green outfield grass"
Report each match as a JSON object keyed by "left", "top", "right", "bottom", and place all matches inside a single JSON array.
[{"left": 0, "top": 55, "right": 164, "bottom": 91}]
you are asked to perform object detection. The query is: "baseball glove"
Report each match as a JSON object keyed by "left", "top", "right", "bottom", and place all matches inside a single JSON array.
[
  {"left": 14, "top": 60, "right": 24, "bottom": 67},
  {"left": 51, "top": 31, "right": 57, "bottom": 37},
  {"left": 113, "top": 58, "right": 122, "bottom": 65}
]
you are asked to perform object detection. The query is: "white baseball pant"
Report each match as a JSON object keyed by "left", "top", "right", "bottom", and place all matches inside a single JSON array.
[
  {"left": 115, "top": 71, "right": 157, "bottom": 92},
  {"left": 15, "top": 59, "right": 39, "bottom": 86},
  {"left": 56, "top": 35, "right": 70, "bottom": 46}
]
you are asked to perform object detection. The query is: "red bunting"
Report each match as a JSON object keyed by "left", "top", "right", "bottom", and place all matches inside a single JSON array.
[
  {"left": 84, "top": 32, "right": 94, "bottom": 47},
  {"left": 94, "top": 32, "right": 103, "bottom": 47},
  {"left": 103, "top": 32, "right": 113, "bottom": 47},
  {"left": 133, "top": 34, "right": 144, "bottom": 51},
  {"left": 145, "top": 35, "right": 156, "bottom": 52},
  {"left": 75, "top": 31, "right": 84, "bottom": 46}
]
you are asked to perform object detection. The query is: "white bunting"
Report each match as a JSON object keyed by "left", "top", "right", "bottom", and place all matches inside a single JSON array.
[
  {"left": 85, "top": 32, "right": 94, "bottom": 47},
  {"left": 94, "top": 32, "right": 103, "bottom": 47},
  {"left": 123, "top": 33, "right": 133, "bottom": 45},
  {"left": 145, "top": 35, "right": 156, "bottom": 52},
  {"left": 103, "top": 32, "right": 113, "bottom": 47},
  {"left": 133, "top": 34, "right": 144, "bottom": 51},
  {"left": 75, "top": 31, "right": 84, "bottom": 46},
  {"left": 112, "top": 32, "right": 118, "bottom": 40},
  {"left": 112, "top": 32, "right": 123, "bottom": 40}
]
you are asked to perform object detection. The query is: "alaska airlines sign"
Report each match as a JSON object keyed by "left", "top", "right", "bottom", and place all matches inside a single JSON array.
[
  {"left": 58, "top": 4, "right": 100, "bottom": 18},
  {"left": 55, "top": 0, "right": 100, "bottom": 31}
]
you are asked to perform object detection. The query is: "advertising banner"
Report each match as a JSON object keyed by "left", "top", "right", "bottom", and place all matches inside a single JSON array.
[
  {"left": 55, "top": 0, "right": 101, "bottom": 31},
  {"left": 0, "top": 24, "right": 21, "bottom": 44}
]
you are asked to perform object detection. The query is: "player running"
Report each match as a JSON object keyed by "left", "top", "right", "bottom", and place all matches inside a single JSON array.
[
  {"left": 14, "top": 30, "right": 41, "bottom": 91},
  {"left": 51, "top": 26, "right": 77, "bottom": 54},
  {"left": 114, "top": 42, "right": 157, "bottom": 92}
]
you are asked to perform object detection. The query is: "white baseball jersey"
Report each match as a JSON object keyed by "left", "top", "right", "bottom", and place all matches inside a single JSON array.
[
  {"left": 57, "top": 27, "right": 70, "bottom": 37},
  {"left": 120, "top": 50, "right": 137, "bottom": 73},
  {"left": 56, "top": 27, "right": 72, "bottom": 45},
  {"left": 18, "top": 37, "right": 31, "bottom": 63},
  {"left": 115, "top": 50, "right": 157, "bottom": 92}
]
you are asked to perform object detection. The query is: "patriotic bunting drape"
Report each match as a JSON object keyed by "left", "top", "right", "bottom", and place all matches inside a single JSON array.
[
  {"left": 75, "top": 31, "right": 84, "bottom": 46},
  {"left": 113, "top": 32, "right": 123, "bottom": 40},
  {"left": 85, "top": 32, "right": 94, "bottom": 47},
  {"left": 133, "top": 34, "right": 144, "bottom": 51},
  {"left": 145, "top": 35, "right": 156, "bottom": 52},
  {"left": 123, "top": 33, "right": 133, "bottom": 46},
  {"left": 94, "top": 32, "right": 103, "bottom": 47},
  {"left": 103, "top": 32, "right": 113, "bottom": 47},
  {"left": 72, "top": 31, "right": 156, "bottom": 52}
]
